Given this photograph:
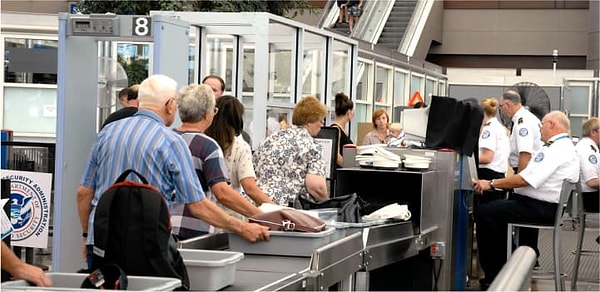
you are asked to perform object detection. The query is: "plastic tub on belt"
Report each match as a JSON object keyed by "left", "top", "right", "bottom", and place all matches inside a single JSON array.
[
  {"left": 1, "top": 272, "right": 181, "bottom": 291},
  {"left": 178, "top": 249, "right": 244, "bottom": 291}
]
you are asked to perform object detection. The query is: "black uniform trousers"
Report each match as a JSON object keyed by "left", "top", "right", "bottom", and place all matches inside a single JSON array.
[
  {"left": 582, "top": 191, "right": 599, "bottom": 213},
  {"left": 475, "top": 168, "right": 507, "bottom": 206},
  {"left": 474, "top": 193, "right": 557, "bottom": 282}
]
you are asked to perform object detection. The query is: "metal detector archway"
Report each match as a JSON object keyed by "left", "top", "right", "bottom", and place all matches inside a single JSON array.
[{"left": 53, "top": 13, "right": 189, "bottom": 272}]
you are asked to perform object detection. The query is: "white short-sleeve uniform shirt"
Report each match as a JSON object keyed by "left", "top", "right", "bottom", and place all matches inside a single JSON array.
[
  {"left": 509, "top": 107, "right": 543, "bottom": 168},
  {"left": 479, "top": 117, "right": 510, "bottom": 174},
  {"left": 517, "top": 134, "right": 580, "bottom": 203},
  {"left": 575, "top": 137, "right": 599, "bottom": 193}
]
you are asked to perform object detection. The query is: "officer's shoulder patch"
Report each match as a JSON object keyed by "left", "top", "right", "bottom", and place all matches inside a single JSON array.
[
  {"left": 518, "top": 117, "right": 524, "bottom": 124},
  {"left": 534, "top": 152, "right": 544, "bottom": 162},
  {"left": 589, "top": 155, "right": 598, "bottom": 165},
  {"left": 518, "top": 128, "right": 528, "bottom": 137},
  {"left": 482, "top": 130, "right": 491, "bottom": 139}
]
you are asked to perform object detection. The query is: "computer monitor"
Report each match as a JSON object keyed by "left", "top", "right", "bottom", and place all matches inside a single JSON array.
[{"left": 401, "top": 107, "right": 429, "bottom": 142}]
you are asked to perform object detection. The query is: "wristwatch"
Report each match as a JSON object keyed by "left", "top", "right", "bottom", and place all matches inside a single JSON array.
[{"left": 490, "top": 179, "right": 497, "bottom": 190}]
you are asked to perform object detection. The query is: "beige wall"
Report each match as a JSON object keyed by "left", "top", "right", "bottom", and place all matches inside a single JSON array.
[
  {"left": 587, "top": 0, "right": 600, "bottom": 70},
  {"left": 1, "top": 1, "right": 72, "bottom": 14},
  {"left": 430, "top": 9, "right": 589, "bottom": 57}
]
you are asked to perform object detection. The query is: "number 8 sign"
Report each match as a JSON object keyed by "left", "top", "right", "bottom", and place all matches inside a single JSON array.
[{"left": 132, "top": 16, "right": 152, "bottom": 37}]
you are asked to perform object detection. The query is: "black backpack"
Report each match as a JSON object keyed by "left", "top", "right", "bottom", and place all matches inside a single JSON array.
[{"left": 92, "top": 169, "right": 190, "bottom": 290}]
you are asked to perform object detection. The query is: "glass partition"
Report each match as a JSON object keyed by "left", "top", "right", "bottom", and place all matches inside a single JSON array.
[
  {"left": 4, "top": 86, "right": 56, "bottom": 134},
  {"left": 425, "top": 77, "right": 436, "bottom": 105},
  {"left": 393, "top": 69, "right": 408, "bottom": 122},
  {"left": 268, "top": 22, "right": 295, "bottom": 103},
  {"left": 375, "top": 64, "right": 392, "bottom": 106},
  {"left": 438, "top": 79, "right": 447, "bottom": 96},
  {"left": 302, "top": 32, "right": 325, "bottom": 101},
  {"left": 331, "top": 40, "right": 351, "bottom": 101},
  {"left": 205, "top": 34, "right": 234, "bottom": 95},
  {"left": 242, "top": 47, "right": 256, "bottom": 100},
  {"left": 566, "top": 84, "right": 592, "bottom": 137},
  {"left": 410, "top": 73, "right": 424, "bottom": 101},
  {"left": 394, "top": 70, "right": 408, "bottom": 106},
  {"left": 3, "top": 36, "right": 58, "bottom": 137}
]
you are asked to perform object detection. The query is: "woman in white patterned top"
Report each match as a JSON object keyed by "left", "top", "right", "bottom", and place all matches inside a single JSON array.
[{"left": 253, "top": 96, "right": 330, "bottom": 206}]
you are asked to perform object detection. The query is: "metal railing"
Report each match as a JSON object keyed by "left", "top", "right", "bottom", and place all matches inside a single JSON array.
[{"left": 488, "top": 246, "right": 537, "bottom": 291}]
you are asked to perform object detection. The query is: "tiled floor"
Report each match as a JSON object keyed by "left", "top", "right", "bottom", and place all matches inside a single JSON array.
[{"left": 467, "top": 213, "right": 600, "bottom": 291}]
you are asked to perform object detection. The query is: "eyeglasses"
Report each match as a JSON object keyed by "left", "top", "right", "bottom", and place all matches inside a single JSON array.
[
  {"left": 165, "top": 98, "right": 174, "bottom": 107},
  {"left": 213, "top": 107, "right": 219, "bottom": 114},
  {"left": 500, "top": 102, "right": 510, "bottom": 108}
]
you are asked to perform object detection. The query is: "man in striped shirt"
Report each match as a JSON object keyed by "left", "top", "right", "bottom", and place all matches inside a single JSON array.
[{"left": 77, "top": 74, "right": 269, "bottom": 270}]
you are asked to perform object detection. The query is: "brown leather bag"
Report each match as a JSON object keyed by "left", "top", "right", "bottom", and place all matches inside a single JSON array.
[{"left": 249, "top": 209, "right": 326, "bottom": 232}]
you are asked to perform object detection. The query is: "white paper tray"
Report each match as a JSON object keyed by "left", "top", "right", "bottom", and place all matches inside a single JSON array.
[{"left": 228, "top": 227, "right": 335, "bottom": 257}]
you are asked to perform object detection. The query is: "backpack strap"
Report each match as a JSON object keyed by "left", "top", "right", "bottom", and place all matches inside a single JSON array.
[{"left": 115, "top": 169, "right": 149, "bottom": 184}]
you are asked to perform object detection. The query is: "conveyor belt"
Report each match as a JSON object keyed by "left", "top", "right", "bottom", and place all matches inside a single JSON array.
[{"left": 179, "top": 221, "right": 421, "bottom": 291}]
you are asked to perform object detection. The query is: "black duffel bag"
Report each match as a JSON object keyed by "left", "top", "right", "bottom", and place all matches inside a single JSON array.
[{"left": 294, "top": 193, "right": 366, "bottom": 223}]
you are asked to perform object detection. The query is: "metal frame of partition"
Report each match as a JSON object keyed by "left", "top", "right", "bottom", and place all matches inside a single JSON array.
[{"left": 150, "top": 11, "right": 359, "bottom": 149}]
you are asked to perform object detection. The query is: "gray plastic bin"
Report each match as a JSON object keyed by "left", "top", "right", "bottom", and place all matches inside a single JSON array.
[
  {"left": 1, "top": 272, "right": 181, "bottom": 291},
  {"left": 228, "top": 227, "right": 336, "bottom": 257},
  {"left": 178, "top": 249, "right": 243, "bottom": 291}
]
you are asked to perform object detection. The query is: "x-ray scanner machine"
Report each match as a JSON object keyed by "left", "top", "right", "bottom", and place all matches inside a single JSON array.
[{"left": 53, "top": 13, "right": 190, "bottom": 272}]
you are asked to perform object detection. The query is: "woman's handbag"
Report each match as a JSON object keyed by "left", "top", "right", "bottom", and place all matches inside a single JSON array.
[
  {"left": 249, "top": 209, "right": 326, "bottom": 233},
  {"left": 293, "top": 193, "right": 366, "bottom": 223}
]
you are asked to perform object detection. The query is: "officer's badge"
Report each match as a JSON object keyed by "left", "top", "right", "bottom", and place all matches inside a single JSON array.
[
  {"left": 518, "top": 117, "right": 523, "bottom": 124},
  {"left": 519, "top": 128, "right": 528, "bottom": 137},
  {"left": 482, "top": 130, "right": 490, "bottom": 139},
  {"left": 590, "top": 155, "right": 598, "bottom": 165},
  {"left": 534, "top": 152, "right": 544, "bottom": 162}
]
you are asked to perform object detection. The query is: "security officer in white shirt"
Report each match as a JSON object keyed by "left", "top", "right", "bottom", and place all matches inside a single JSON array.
[
  {"left": 478, "top": 98, "right": 510, "bottom": 204},
  {"left": 575, "top": 117, "right": 600, "bottom": 213},
  {"left": 500, "top": 90, "right": 543, "bottom": 174},
  {"left": 472, "top": 111, "right": 580, "bottom": 288}
]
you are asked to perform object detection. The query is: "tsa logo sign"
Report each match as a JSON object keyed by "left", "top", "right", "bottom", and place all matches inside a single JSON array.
[{"left": 1, "top": 170, "right": 52, "bottom": 248}]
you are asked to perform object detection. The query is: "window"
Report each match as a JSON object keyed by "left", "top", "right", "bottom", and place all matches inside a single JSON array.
[{"left": 4, "top": 38, "right": 57, "bottom": 84}]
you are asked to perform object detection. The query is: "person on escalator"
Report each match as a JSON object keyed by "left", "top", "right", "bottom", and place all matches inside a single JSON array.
[
  {"left": 332, "top": 0, "right": 348, "bottom": 28},
  {"left": 346, "top": 0, "right": 364, "bottom": 33}
]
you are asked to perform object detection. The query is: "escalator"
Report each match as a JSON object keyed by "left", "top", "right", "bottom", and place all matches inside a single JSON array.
[
  {"left": 377, "top": 0, "right": 418, "bottom": 50},
  {"left": 318, "top": 0, "right": 441, "bottom": 60}
]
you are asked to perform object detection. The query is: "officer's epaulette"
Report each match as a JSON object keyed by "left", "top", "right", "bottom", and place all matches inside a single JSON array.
[
  {"left": 518, "top": 117, "right": 523, "bottom": 124},
  {"left": 484, "top": 122, "right": 491, "bottom": 126},
  {"left": 592, "top": 145, "right": 598, "bottom": 153}
]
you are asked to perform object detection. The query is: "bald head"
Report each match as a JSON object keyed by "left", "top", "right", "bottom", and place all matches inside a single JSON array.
[
  {"left": 138, "top": 75, "right": 177, "bottom": 108},
  {"left": 137, "top": 74, "right": 178, "bottom": 126},
  {"left": 540, "top": 110, "right": 570, "bottom": 142}
]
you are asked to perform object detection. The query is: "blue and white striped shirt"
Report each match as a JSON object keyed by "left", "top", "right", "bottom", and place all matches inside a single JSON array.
[{"left": 80, "top": 109, "right": 206, "bottom": 245}]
